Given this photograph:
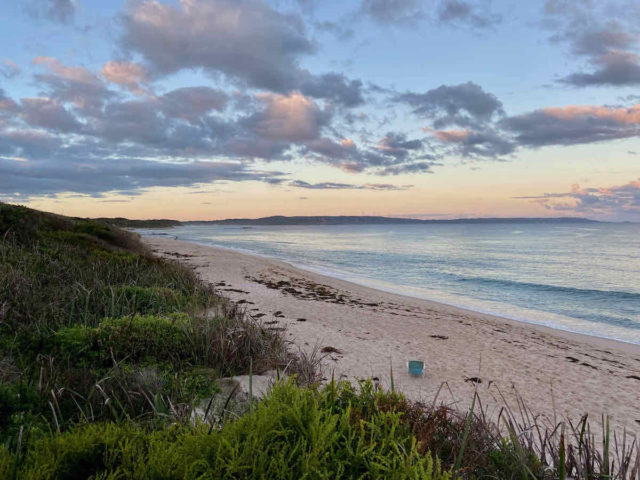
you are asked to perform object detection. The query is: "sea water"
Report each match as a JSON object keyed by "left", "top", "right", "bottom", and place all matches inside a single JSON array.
[{"left": 139, "top": 222, "right": 640, "bottom": 345}]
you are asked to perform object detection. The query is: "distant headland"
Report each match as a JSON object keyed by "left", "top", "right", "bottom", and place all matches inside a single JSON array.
[{"left": 99, "top": 215, "right": 603, "bottom": 228}]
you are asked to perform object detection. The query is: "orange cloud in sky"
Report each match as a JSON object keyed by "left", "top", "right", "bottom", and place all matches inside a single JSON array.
[
  {"left": 426, "top": 128, "right": 471, "bottom": 142},
  {"left": 32, "top": 56, "right": 97, "bottom": 84},
  {"left": 254, "top": 91, "right": 321, "bottom": 141},
  {"left": 101, "top": 61, "right": 148, "bottom": 95},
  {"left": 542, "top": 104, "right": 640, "bottom": 124}
]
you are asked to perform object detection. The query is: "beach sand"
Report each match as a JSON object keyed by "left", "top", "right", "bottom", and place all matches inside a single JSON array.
[{"left": 144, "top": 236, "right": 640, "bottom": 433}]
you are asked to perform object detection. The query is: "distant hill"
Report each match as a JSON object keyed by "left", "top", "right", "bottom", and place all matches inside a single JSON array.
[
  {"left": 187, "top": 215, "right": 602, "bottom": 226},
  {"left": 92, "top": 215, "right": 604, "bottom": 227},
  {"left": 97, "top": 217, "right": 181, "bottom": 228}
]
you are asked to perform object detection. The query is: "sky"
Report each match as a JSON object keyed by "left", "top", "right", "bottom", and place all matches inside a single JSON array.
[{"left": 0, "top": 0, "right": 639, "bottom": 221}]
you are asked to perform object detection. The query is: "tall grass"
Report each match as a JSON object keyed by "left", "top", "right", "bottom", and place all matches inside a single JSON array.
[{"left": 0, "top": 203, "right": 292, "bottom": 434}]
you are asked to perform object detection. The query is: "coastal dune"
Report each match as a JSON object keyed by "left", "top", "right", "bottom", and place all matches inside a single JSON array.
[{"left": 145, "top": 236, "right": 640, "bottom": 433}]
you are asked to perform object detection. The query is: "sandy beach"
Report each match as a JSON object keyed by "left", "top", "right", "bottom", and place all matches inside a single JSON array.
[{"left": 144, "top": 236, "right": 640, "bottom": 433}]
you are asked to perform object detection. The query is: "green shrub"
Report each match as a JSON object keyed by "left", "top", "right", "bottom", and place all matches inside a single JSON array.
[
  {"left": 54, "top": 315, "right": 191, "bottom": 366},
  {"left": 202, "top": 379, "right": 448, "bottom": 479},
  {"left": 0, "top": 445, "right": 16, "bottom": 479},
  {"left": 73, "top": 220, "right": 117, "bottom": 242},
  {"left": 484, "top": 439, "right": 544, "bottom": 479},
  {"left": 0, "top": 382, "right": 41, "bottom": 429},
  {"left": 180, "top": 368, "right": 221, "bottom": 399},
  {"left": 0, "top": 382, "right": 45, "bottom": 444},
  {"left": 53, "top": 326, "right": 98, "bottom": 363},
  {"left": 15, "top": 381, "right": 451, "bottom": 479},
  {"left": 97, "top": 315, "right": 191, "bottom": 364}
]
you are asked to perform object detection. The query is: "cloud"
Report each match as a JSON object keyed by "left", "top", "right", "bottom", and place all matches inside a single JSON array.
[
  {"left": 404, "top": 81, "right": 640, "bottom": 155},
  {"left": 19, "top": 97, "right": 82, "bottom": 133},
  {"left": 359, "top": 0, "right": 500, "bottom": 28},
  {"left": 304, "top": 137, "right": 357, "bottom": 158},
  {"left": 0, "top": 155, "right": 284, "bottom": 199},
  {"left": 0, "top": 59, "right": 21, "bottom": 79},
  {"left": 0, "top": 129, "right": 62, "bottom": 158},
  {"left": 33, "top": 56, "right": 99, "bottom": 85},
  {"left": 395, "top": 82, "right": 513, "bottom": 158},
  {"left": 32, "top": 56, "right": 111, "bottom": 113},
  {"left": 313, "top": 20, "right": 355, "bottom": 41},
  {"left": 437, "top": 0, "right": 501, "bottom": 28},
  {"left": 359, "top": 0, "right": 423, "bottom": 25},
  {"left": 0, "top": 89, "right": 19, "bottom": 115},
  {"left": 289, "top": 180, "right": 411, "bottom": 190},
  {"left": 501, "top": 103, "right": 640, "bottom": 146},
  {"left": 515, "top": 178, "right": 640, "bottom": 219},
  {"left": 120, "top": 0, "right": 364, "bottom": 107},
  {"left": 159, "top": 87, "right": 228, "bottom": 122},
  {"left": 247, "top": 92, "right": 327, "bottom": 142},
  {"left": 2, "top": 62, "right": 348, "bottom": 197},
  {"left": 376, "top": 132, "right": 423, "bottom": 160},
  {"left": 570, "top": 26, "right": 635, "bottom": 57},
  {"left": 0, "top": 50, "right": 435, "bottom": 199},
  {"left": 301, "top": 130, "right": 432, "bottom": 175},
  {"left": 101, "top": 61, "right": 148, "bottom": 95},
  {"left": 544, "top": 3, "right": 640, "bottom": 87},
  {"left": 27, "top": 0, "right": 76, "bottom": 24},
  {"left": 561, "top": 50, "right": 640, "bottom": 87},
  {"left": 121, "top": 0, "right": 311, "bottom": 92},
  {"left": 426, "top": 126, "right": 514, "bottom": 156},
  {"left": 379, "top": 161, "right": 434, "bottom": 175},
  {"left": 395, "top": 81, "right": 504, "bottom": 128},
  {"left": 298, "top": 72, "right": 364, "bottom": 107}
]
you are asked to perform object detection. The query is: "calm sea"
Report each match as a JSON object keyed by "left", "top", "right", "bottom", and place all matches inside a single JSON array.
[{"left": 140, "top": 222, "right": 640, "bottom": 345}]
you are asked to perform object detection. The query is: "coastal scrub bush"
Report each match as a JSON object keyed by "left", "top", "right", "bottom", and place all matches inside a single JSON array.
[
  {"left": 11, "top": 381, "right": 451, "bottom": 479},
  {"left": 0, "top": 381, "right": 44, "bottom": 442},
  {"left": 51, "top": 312, "right": 288, "bottom": 377},
  {"left": 72, "top": 219, "right": 117, "bottom": 242},
  {"left": 52, "top": 325, "right": 97, "bottom": 363},
  {"left": 96, "top": 314, "right": 191, "bottom": 364},
  {"left": 0, "top": 203, "right": 291, "bottom": 429},
  {"left": 0, "top": 446, "right": 16, "bottom": 479},
  {"left": 0, "top": 204, "right": 214, "bottom": 333}
]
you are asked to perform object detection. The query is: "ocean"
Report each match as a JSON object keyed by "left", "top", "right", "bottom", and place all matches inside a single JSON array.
[{"left": 140, "top": 222, "right": 640, "bottom": 345}]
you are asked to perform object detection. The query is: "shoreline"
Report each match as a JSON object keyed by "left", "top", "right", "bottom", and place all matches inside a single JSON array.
[
  {"left": 144, "top": 232, "right": 640, "bottom": 351},
  {"left": 143, "top": 235, "right": 640, "bottom": 432}
]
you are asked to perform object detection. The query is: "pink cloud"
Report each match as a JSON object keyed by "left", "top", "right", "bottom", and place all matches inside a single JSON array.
[
  {"left": 253, "top": 92, "right": 323, "bottom": 142},
  {"left": 542, "top": 104, "right": 640, "bottom": 124},
  {"left": 426, "top": 127, "right": 471, "bottom": 142},
  {"left": 517, "top": 178, "right": 640, "bottom": 219},
  {"left": 101, "top": 61, "right": 148, "bottom": 95},
  {"left": 32, "top": 56, "right": 99, "bottom": 85}
]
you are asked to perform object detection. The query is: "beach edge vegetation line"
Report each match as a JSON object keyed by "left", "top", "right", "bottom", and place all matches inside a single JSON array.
[{"left": 0, "top": 202, "right": 638, "bottom": 479}]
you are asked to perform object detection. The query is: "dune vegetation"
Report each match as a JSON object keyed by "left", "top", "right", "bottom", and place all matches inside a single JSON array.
[{"left": 0, "top": 202, "right": 637, "bottom": 479}]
